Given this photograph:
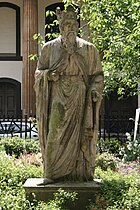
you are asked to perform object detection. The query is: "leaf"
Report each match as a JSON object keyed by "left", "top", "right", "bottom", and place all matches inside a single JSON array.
[{"left": 46, "top": 10, "right": 50, "bottom": 17}]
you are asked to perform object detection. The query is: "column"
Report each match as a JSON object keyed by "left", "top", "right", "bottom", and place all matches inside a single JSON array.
[{"left": 22, "top": 0, "right": 38, "bottom": 117}]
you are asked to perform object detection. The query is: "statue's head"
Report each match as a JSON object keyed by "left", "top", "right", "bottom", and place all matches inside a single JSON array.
[{"left": 56, "top": 5, "right": 78, "bottom": 46}]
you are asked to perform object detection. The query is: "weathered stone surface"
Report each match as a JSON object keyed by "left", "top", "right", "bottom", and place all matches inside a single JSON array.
[
  {"left": 34, "top": 5, "right": 104, "bottom": 182},
  {"left": 24, "top": 178, "right": 101, "bottom": 210}
]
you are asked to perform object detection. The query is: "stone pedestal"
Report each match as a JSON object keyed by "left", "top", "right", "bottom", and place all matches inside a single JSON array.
[{"left": 24, "top": 178, "right": 101, "bottom": 210}]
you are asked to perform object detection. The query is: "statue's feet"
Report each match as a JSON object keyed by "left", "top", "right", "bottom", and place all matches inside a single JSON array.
[{"left": 37, "top": 178, "right": 54, "bottom": 186}]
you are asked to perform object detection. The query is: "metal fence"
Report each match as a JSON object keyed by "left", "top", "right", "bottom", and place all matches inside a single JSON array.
[
  {"left": 0, "top": 115, "right": 38, "bottom": 140},
  {"left": 0, "top": 115, "right": 137, "bottom": 141},
  {"left": 98, "top": 115, "right": 136, "bottom": 142}
]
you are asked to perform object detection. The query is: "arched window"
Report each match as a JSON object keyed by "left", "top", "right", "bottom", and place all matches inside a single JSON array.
[
  {"left": 0, "top": 2, "right": 21, "bottom": 61},
  {"left": 45, "top": 2, "right": 64, "bottom": 42}
]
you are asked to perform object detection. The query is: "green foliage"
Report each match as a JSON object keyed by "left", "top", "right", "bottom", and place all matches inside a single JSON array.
[
  {"left": 96, "top": 152, "right": 118, "bottom": 171},
  {"left": 33, "top": 33, "right": 45, "bottom": 46},
  {"left": 87, "top": 167, "right": 140, "bottom": 210},
  {"left": 0, "top": 151, "right": 77, "bottom": 210},
  {"left": 0, "top": 151, "right": 43, "bottom": 209},
  {"left": 0, "top": 150, "right": 140, "bottom": 210},
  {"left": 29, "top": 33, "right": 45, "bottom": 60},
  {"left": 45, "top": 9, "right": 59, "bottom": 41},
  {"left": 0, "top": 152, "right": 42, "bottom": 188},
  {"left": 46, "top": 189, "right": 77, "bottom": 209},
  {"left": 0, "top": 137, "right": 40, "bottom": 158},
  {"left": 29, "top": 189, "right": 77, "bottom": 210},
  {"left": 98, "top": 138, "right": 121, "bottom": 156},
  {"left": 119, "top": 133, "right": 140, "bottom": 162},
  {"left": 64, "top": 0, "right": 140, "bottom": 97}
]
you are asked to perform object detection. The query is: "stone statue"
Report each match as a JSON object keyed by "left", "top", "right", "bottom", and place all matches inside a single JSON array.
[{"left": 34, "top": 5, "right": 103, "bottom": 184}]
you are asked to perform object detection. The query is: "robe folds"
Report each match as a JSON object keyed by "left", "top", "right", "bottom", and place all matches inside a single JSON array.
[{"left": 34, "top": 36, "right": 103, "bottom": 181}]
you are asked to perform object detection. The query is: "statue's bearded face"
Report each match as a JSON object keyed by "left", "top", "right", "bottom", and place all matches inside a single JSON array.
[{"left": 59, "top": 19, "right": 78, "bottom": 46}]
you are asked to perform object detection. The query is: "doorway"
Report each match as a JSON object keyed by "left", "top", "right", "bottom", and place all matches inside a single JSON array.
[{"left": 0, "top": 78, "right": 21, "bottom": 117}]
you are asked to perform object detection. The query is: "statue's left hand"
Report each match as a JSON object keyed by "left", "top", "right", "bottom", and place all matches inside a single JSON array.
[{"left": 48, "top": 71, "right": 59, "bottom": 82}]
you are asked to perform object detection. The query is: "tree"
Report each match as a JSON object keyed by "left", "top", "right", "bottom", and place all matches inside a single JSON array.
[{"left": 64, "top": 0, "right": 140, "bottom": 97}]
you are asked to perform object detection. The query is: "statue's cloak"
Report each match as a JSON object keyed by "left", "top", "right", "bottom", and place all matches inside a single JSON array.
[{"left": 34, "top": 36, "right": 103, "bottom": 180}]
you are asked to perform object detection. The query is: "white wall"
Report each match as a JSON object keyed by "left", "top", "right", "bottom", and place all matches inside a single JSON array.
[
  {"left": 0, "top": 61, "right": 22, "bottom": 82},
  {"left": 0, "top": 0, "right": 23, "bottom": 83}
]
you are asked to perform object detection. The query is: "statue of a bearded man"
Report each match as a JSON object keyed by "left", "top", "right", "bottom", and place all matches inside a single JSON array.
[{"left": 34, "top": 5, "right": 104, "bottom": 184}]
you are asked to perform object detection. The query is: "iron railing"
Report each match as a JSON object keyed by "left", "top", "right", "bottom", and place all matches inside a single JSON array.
[
  {"left": 0, "top": 115, "right": 138, "bottom": 141},
  {"left": 0, "top": 115, "right": 38, "bottom": 139},
  {"left": 98, "top": 115, "right": 136, "bottom": 142}
]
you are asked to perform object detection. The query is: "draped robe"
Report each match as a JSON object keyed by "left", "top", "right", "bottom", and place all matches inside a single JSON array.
[{"left": 34, "top": 36, "right": 103, "bottom": 181}]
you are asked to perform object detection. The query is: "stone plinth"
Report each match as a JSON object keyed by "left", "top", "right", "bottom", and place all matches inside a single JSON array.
[{"left": 24, "top": 178, "right": 101, "bottom": 210}]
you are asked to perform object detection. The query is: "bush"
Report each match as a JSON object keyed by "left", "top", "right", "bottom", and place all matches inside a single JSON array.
[
  {"left": 18, "top": 152, "right": 43, "bottom": 166},
  {"left": 115, "top": 159, "right": 140, "bottom": 175},
  {"left": 0, "top": 138, "right": 140, "bottom": 210},
  {"left": 28, "top": 189, "right": 77, "bottom": 210},
  {"left": 97, "top": 138, "right": 121, "bottom": 156},
  {"left": 119, "top": 133, "right": 140, "bottom": 162},
  {"left": 0, "top": 151, "right": 43, "bottom": 209},
  {"left": 87, "top": 167, "right": 140, "bottom": 210},
  {"left": 95, "top": 152, "right": 118, "bottom": 171},
  {"left": 0, "top": 152, "right": 78, "bottom": 210},
  {"left": 0, "top": 152, "right": 43, "bottom": 188},
  {"left": 0, "top": 137, "right": 40, "bottom": 158}
]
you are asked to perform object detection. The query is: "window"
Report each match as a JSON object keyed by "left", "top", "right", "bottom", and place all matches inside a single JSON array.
[
  {"left": 0, "top": 2, "right": 21, "bottom": 61},
  {"left": 45, "top": 3, "right": 64, "bottom": 42}
]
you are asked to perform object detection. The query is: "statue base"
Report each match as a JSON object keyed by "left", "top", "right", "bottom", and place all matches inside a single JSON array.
[{"left": 24, "top": 178, "right": 101, "bottom": 210}]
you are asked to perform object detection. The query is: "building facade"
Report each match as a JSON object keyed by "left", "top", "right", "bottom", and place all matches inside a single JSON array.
[{"left": 0, "top": 0, "right": 139, "bottom": 119}]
